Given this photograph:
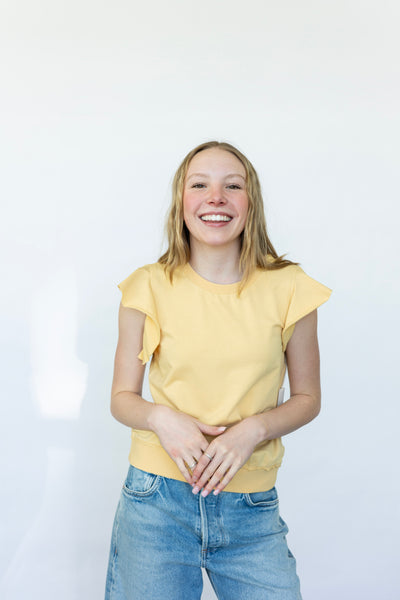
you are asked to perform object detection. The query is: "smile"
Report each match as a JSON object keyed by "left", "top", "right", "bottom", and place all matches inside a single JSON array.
[{"left": 200, "top": 215, "right": 233, "bottom": 222}]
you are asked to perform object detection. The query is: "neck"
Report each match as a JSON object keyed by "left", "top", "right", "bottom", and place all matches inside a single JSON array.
[{"left": 188, "top": 242, "right": 243, "bottom": 284}]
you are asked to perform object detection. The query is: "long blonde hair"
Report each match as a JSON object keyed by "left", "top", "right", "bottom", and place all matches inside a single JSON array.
[{"left": 158, "top": 140, "right": 298, "bottom": 296}]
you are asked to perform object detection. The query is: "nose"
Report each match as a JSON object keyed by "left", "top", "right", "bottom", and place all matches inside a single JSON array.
[{"left": 208, "top": 184, "right": 226, "bottom": 204}]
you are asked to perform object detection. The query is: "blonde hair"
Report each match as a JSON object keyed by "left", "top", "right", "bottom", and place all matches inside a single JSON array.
[{"left": 158, "top": 140, "right": 298, "bottom": 296}]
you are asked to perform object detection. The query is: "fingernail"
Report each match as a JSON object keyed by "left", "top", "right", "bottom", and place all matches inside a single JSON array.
[
  {"left": 213, "top": 489, "right": 220, "bottom": 496},
  {"left": 201, "top": 489, "right": 209, "bottom": 498},
  {"left": 192, "top": 486, "right": 199, "bottom": 494},
  {"left": 219, "top": 426, "right": 226, "bottom": 431}
]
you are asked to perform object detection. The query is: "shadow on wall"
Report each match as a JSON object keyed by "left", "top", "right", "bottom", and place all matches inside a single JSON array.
[{"left": 1, "top": 262, "right": 127, "bottom": 599}]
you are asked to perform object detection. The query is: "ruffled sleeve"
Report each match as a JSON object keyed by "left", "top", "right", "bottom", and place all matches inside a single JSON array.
[
  {"left": 282, "top": 265, "right": 332, "bottom": 351},
  {"left": 117, "top": 266, "right": 161, "bottom": 365}
]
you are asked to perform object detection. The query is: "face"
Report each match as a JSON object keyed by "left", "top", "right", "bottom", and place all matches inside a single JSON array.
[{"left": 183, "top": 148, "right": 249, "bottom": 254}]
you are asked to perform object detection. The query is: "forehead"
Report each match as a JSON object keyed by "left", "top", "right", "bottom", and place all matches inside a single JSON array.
[{"left": 186, "top": 148, "right": 246, "bottom": 177}]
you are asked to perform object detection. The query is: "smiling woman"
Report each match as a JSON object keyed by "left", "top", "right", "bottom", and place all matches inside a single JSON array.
[
  {"left": 104, "top": 140, "right": 332, "bottom": 600},
  {"left": 182, "top": 148, "right": 249, "bottom": 264}
]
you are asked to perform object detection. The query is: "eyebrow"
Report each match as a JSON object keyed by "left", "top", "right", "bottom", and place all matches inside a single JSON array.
[{"left": 186, "top": 172, "right": 246, "bottom": 181}]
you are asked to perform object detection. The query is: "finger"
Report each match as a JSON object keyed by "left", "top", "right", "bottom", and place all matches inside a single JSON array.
[
  {"left": 190, "top": 443, "right": 208, "bottom": 466},
  {"left": 185, "top": 457, "right": 198, "bottom": 472},
  {"left": 193, "top": 446, "right": 208, "bottom": 462},
  {"left": 211, "top": 465, "right": 237, "bottom": 495},
  {"left": 192, "top": 457, "right": 223, "bottom": 492},
  {"left": 186, "top": 450, "right": 205, "bottom": 470},
  {"left": 191, "top": 451, "right": 213, "bottom": 483},
  {"left": 199, "top": 440, "right": 209, "bottom": 453},
  {"left": 175, "top": 458, "right": 192, "bottom": 484},
  {"left": 196, "top": 422, "right": 227, "bottom": 436},
  {"left": 200, "top": 462, "right": 232, "bottom": 496},
  {"left": 186, "top": 445, "right": 210, "bottom": 480}
]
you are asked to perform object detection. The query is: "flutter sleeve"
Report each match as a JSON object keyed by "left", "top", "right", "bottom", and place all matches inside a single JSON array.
[
  {"left": 117, "top": 266, "right": 161, "bottom": 365},
  {"left": 282, "top": 265, "right": 332, "bottom": 351}
]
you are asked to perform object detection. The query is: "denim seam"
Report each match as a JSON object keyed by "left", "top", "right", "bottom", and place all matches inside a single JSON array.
[
  {"left": 216, "top": 497, "right": 228, "bottom": 548},
  {"left": 199, "top": 495, "right": 208, "bottom": 567},
  {"left": 122, "top": 474, "right": 161, "bottom": 498},
  {"left": 243, "top": 493, "right": 279, "bottom": 508},
  {"left": 108, "top": 500, "right": 121, "bottom": 598}
]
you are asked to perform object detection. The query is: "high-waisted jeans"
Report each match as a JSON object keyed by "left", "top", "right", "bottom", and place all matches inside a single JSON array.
[{"left": 105, "top": 465, "right": 302, "bottom": 599}]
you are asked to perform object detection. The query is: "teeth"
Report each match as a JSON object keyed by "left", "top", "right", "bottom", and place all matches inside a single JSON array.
[{"left": 200, "top": 215, "right": 232, "bottom": 222}]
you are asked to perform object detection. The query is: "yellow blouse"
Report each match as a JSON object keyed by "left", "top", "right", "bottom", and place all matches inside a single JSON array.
[{"left": 117, "top": 257, "right": 332, "bottom": 492}]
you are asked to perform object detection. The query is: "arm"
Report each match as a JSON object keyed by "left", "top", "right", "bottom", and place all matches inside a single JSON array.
[
  {"left": 110, "top": 303, "right": 155, "bottom": 428},
  {"left": 191, "top": 308, "right": 321, "bottom": 495},
  {"left": 110, "top": 303, "right": 226, "bottom": 481}
]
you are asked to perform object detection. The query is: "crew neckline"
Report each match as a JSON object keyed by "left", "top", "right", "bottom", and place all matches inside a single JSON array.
[{"left": 183, "top": 262, "right": 261, "bottom": 294}]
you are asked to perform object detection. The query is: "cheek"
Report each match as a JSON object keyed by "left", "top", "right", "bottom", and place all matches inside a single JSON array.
[
  {"left": 182, "top": 196, "right": 199, "bottom": 229},
  {"left": 183, "top": 193, "right": 195, "bottom": 215},
  {"left": 239, "top": 198, "right": 249, "bottom": 221},
  {"left": 182, "top": 196, "right": 190, "bottom": 221}
]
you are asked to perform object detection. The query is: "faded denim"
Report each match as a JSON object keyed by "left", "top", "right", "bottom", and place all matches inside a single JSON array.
[{"left": 105, "top": 465, "right": 302, "bottom": 599}]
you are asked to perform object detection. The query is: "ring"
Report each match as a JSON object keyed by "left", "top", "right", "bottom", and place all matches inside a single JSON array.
[
  {"left": 204, "top": 452, "right": 213, "bottom": 461},
  {"left": 189, "top": 461, "right": 197, "bottom": 469}
]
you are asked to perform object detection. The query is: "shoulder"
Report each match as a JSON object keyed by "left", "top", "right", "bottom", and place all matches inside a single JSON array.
[
  {"left": 117, "top": 262, "right": 168, "bottom": 311},
  {"left": 254, "top": 258, "right": 300, "bottom": 291},
  {"left": 262, "top": 260, "right": 332, "bottom": 300}
]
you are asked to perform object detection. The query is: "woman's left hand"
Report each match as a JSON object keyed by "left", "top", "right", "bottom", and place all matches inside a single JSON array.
[{"left": 190, "top": 415, "right": 264, "bottom": 496}]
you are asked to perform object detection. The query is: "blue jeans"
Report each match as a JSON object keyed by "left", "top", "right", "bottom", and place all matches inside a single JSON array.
[{"left": 105, "top": 465, "right": 302, "bottom": 599}]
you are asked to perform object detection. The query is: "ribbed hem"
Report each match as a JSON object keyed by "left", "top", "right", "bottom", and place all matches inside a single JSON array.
[{"left": 128, "top": 437, "right": 281, "bottom": 493}]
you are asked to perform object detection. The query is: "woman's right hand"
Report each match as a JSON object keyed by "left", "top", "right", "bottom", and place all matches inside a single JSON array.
[{"left": 148, "top": 405, "right": 226, "bottom": 483}]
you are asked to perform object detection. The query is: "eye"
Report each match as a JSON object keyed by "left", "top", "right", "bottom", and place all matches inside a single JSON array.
[
  {"left": 191, "top": 183, "right": 206, "bottom": 189},
  {"left": 227, "top": 184, "right": 241, "bottom": 190}
]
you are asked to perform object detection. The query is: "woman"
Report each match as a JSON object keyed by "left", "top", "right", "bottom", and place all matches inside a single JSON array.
[{"left": 105, "top": 141, "right": 332, "bottom": 599}]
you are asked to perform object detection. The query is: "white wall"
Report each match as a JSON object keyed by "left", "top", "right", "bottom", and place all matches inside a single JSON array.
[{"left": 1, "top": 1, "right": 399, "bottom": 598}]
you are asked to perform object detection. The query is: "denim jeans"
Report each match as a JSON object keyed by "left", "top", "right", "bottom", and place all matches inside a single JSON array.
[{"left": 105, "top": 465, "right": 302, "bottom": 600}]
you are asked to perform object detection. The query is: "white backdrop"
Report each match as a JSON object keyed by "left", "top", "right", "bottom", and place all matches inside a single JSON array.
[{"left": 1, "top": 1, "right": 399, "bottom": 598}]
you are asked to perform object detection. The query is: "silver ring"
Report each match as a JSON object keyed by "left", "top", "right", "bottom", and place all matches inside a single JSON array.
[
  {"left": 189, "top": 461, "right": 197, "bottom": 469},
  {"left": 204, "top": 452, "right": 213, "bottom": 461}
]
